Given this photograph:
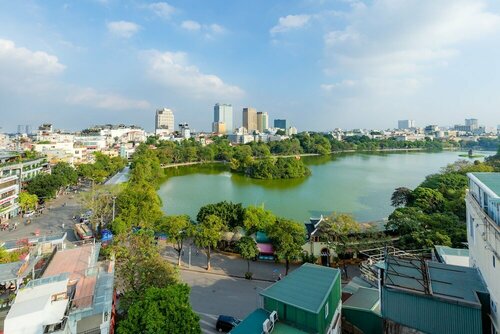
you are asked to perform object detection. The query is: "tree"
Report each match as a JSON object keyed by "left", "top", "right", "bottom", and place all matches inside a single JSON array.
[
  {"left": 266, "top": 218, "right": 305, "bottom": 275},
  {"left": 196, "top": 201, "right": 244, "bottom": 229},
  {"left": 79, "top": 185, "right": 121, "bottom": 230},
  {"left": 193, "top": 214, "right": 224, "bottom": 270},
  {"left": 157, "top": 215, "right": 192, "bottom": 266},
  {"left": 51, "top": 162, "right": 78, "bottom": 186},
  {"left": 117, "top": 285, "right": 201, "bottom": 334},
  {"left": 390, "top": 187, "right": 412, "bottom": 207},
  {"left": 237, "top": 236, "right": 259, "bottom": 276},
  {"left": 115, "top": 183, "right": 163, "bottom": 230},
  {"left": 113, "top": 231, "right": 178, "bottom": 310},
  {"left": 18, "top": 192, "right": 38, "bottom": 212},
  {"left": 243, "top": 205, "right": 275, "bottom": 235},
  {"left": 412, "top": 187, "right": 445, "bottom": 213},
  {"left": 316, "top": 213, "right": 360, "bottom": 277}
]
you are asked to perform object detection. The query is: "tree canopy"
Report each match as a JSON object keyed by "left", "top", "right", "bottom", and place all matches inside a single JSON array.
[
  {"left": 117, "top": 285, "right": 201, "bottom": 334},
  {"left": 267, "top": 218, "right": 305, "bottom": 275}
]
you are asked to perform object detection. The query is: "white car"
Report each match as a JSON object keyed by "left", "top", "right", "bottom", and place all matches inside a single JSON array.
[{"left": 24, "top": 211, "right": 35, "bottom": 218}]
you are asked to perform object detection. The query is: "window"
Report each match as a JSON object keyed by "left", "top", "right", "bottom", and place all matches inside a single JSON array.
[
  {"left": 325, "top": 302, "right": 329, "bottom": 319},
  {"left": 469, "top": 215, "right": 475, "bottom": 241}
]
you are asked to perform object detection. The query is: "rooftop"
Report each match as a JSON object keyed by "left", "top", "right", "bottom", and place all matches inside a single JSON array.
[
  {"left": 343, "top": 287, "right": 381, "bottom": 314},
  {"left": 230, "top": 309, "right": 310, "bottom": 334},
  {"left": 384, "top": 256, "right": 487, "bottom": 307},
  {"left": 470, "top": 172, "right": 500, "bottom": 198},
  {"left": 260, "top": 263, "right": 340, "bottom": 314},
  {"left": 43, "top": 244, "right": 100, "bottom": 309},
  {"left": 434, "top": 245, "right": 469, "bottom": 267},
  {"left": 5, "top": 274, "right": 70, "bottom": 334}
]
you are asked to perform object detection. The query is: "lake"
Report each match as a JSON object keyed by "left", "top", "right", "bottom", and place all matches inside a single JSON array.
[{"left": 157, "top": 151, "right": 494, "bottom": 223}]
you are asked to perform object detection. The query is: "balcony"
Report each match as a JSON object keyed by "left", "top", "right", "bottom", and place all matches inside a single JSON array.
[{"left": 467, "top": 191, "right": 500, "bottom": 259}]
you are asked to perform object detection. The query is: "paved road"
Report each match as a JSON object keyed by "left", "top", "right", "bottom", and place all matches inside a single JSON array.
[
  {"left": 181, "top": 270, "right": 271, "bottom": 334},
  {"left": 105, "top": 166, "right": 130, "bottom": 185},
  {"left": 0, "top": 192, "right": 82, "bottom": 243}
]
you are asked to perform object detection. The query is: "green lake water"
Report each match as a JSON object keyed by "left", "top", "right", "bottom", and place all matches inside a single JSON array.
[{"left": 157, "top": 151, "right": 494, "bottom": 223}]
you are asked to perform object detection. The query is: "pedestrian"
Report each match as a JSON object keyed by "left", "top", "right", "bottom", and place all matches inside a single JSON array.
[{"left": 62, "top": 223, "right": 65, "bottom": 230}]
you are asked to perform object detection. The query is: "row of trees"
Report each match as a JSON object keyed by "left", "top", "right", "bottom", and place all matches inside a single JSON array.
[
  {"left": 99, "top": 146, "right": 201, "bottom": 333},
  {"left": 145, "top": 133, "right": 457, "bottom": 168},
  {"left": 387, "top": 152, "right": 500, "bottom": 250},
  {"left": 231, "top": 155, "right": 311, "bottom": 179}
]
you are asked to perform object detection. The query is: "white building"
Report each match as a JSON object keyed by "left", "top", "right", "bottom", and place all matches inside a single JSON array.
[
  {"left": 4, "top": 274, "right": 71, "bottom": 334},
  {"left": 287, "top": 126, "right": 298, "bottom": 136},
  {"left": 155, "top": 108, "right": 175, "bottom": 135},
  {"left": 466, "top": 172, "right": 500, "bottom": 332}
]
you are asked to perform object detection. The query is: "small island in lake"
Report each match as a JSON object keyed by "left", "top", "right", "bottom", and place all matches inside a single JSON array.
[{"left": 230, "top": 156, "right": 311, "bottom": 179}]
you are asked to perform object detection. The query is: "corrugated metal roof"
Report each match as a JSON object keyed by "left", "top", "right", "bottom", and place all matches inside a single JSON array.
[
  {"left": 260, "top": 263, "right": 340, "bottom": 314},
  {"left": 384, "top": 256, "right": 487, "bottom": 306},
  {"left": 343, "top": 287, "right": 380, "bottom": 312},
  {"left": 470, "top": 172, "right": 500, "bottom": 197},
  {"left": 342, "top": 276, "right": 373, "bottom": 295},
  {"left": 230, "top": 308, "right": 269, "bottom": 334}
]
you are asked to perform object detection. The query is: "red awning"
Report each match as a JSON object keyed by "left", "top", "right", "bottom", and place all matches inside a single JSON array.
[{"left": 257, "top": 243, "right": 274, "bottom": 254}]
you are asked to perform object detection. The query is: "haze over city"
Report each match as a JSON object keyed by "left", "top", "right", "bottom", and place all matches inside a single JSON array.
[{"left": 1, "top": 0, "right": 500, "bottom": 132}]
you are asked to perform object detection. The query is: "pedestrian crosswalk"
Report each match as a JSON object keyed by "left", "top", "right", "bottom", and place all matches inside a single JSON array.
[{"left": 198, "top": 312, "right": 220, "bottom": 334}]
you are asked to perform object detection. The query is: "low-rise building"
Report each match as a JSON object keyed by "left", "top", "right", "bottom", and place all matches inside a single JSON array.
[
  {"left": 466, "top": 172, "right": 500, "bottom": 332},
  {"left": 381, "top": 255, "right": 490, "bottom": 334},
  {"left": 232, "top": 263, "right": 342, "bottom": 334}
]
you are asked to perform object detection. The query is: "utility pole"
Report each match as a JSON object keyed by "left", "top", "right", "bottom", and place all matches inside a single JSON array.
[{"left": 112, "top": 196, "right": 116, "bottom": 221}]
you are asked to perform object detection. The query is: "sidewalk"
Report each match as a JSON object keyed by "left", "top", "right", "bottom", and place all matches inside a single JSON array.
[
  {"left": 162, "top": 244, "right": 362, "bottom": 283},
  {"left": 162, "top": 245, "right": 297, "bottom": 282}
]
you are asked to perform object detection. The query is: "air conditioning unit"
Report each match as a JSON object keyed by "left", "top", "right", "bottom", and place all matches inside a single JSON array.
[
  {"left": 270, "top": 310, "right": 278, "bottom": 324},
  {"left": 263, "top": 319, "right": 273, "bottom": 334}
]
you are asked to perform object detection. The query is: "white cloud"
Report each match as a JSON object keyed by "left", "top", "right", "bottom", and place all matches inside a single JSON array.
[
  {"left": 0, "top": 39, "right": 65, "bottom": 77},
  {"left": 107, "top": 21, "right": 141, "bottom": 38},
  {"left": 321, "top": 80, "right": 356, "bottom": 91},
  {"left": 147, "top": 2, "right": 175, "bottom": 19},
  {"left": 143, "top": 50, "right": 244, "bottom": 99},
  {"left": 323, "top": 0, "right": 500, "bottom": 94},
  {"left": 181, "top": 20, "right": 202, "bottom": 31},
  {"left": 181, "top": 21, "right": 226, "bottom": 38},
  {"left": 270, "top": 14, "right": 311, "bottom": 35},
  {"left": 66, "top": 87, "right": 150, "bottom": 110},
  {"left": 0, "top": 38, "right": 150, "bottom": 112}
]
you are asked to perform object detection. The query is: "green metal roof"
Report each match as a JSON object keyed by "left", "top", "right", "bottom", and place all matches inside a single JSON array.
[
  {"left": 260, "top": 263, "right": 340, "bottom": 314},
  {"left": 343, "top": 287, "right": 380, "bottom": 313},
  {"left": 230, "top": 308, "right": 269, "bottom": 334},
  {"left": 273, "top": 322, "right": 311, "bottom": 334},
  {"left": 470, "top": 172, "right": 500, "bottom": 197},
  {"left": 342, "top": 276, "right": 374, "bottom": 295}
]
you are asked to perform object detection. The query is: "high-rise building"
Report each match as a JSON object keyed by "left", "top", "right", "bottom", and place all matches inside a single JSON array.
[
  {"left": 274, "top": 119, "right": 287, "bottom": 130},
  {"left": 213, "top": 103, "right": 233, "bottom": 134},
  {"left": 178, "top": 123, "right": 190, "bottom": 139},
  {"left": 257, "top": 112, "right": 269, "bottom": 132},
  {"left": 242, "top": 107, "right": 258, "bottom": 133},
  {"left": 212, "top": 122, "right": 226, "bottom": 135},
  {"left": 155, "top": 108, "right": 174, "bottom": 134},
  {"left": 465, "top": 118, "right": 479, "bottom": 130},
  {"left": 398, "top": 120, "right": 415, "bottom": 129}
]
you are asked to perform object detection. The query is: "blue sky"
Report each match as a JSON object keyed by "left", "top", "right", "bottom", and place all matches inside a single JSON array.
[{"left": 1, "top": 0, "right": 499, "bottom": 132}]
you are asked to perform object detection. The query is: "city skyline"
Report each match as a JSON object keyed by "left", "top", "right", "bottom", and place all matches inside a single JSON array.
[{"left": 1, "top": 1, "right": 500, "bottom": 132}]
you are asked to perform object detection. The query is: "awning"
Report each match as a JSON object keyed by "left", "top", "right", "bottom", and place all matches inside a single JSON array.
[{"left": 257, "top": 243, "right": 274, "bottom": 254}]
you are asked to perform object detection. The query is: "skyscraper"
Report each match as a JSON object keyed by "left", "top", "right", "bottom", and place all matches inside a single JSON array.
[
  {"left": 465, "top": 118, "right": 479, "bottom": 130},
  {"left": 257, "top": 112, "right": 269, "bottom": 132},
  {"left": 398, "top": 120, "right": 415, "bottom": 129},
  {"left": 242, "top": 107, "right": 257, "bottom": 133},
  {"left": 212, "top": 103, "right": 233, "bottom": 134},
  {"left": 274, "top": 119, "right": 287, "bottom": 130},
  {"left": 155, "top": 108, "right": 175, "bottom": 134}
]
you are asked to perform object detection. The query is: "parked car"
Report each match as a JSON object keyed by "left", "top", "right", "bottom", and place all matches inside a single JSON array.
[
  {"left": 24, "top": 211, "right": 35, "bottom": 218},
  {"left": 216, "top": 315, "right": 240, "bottom": 333}
]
